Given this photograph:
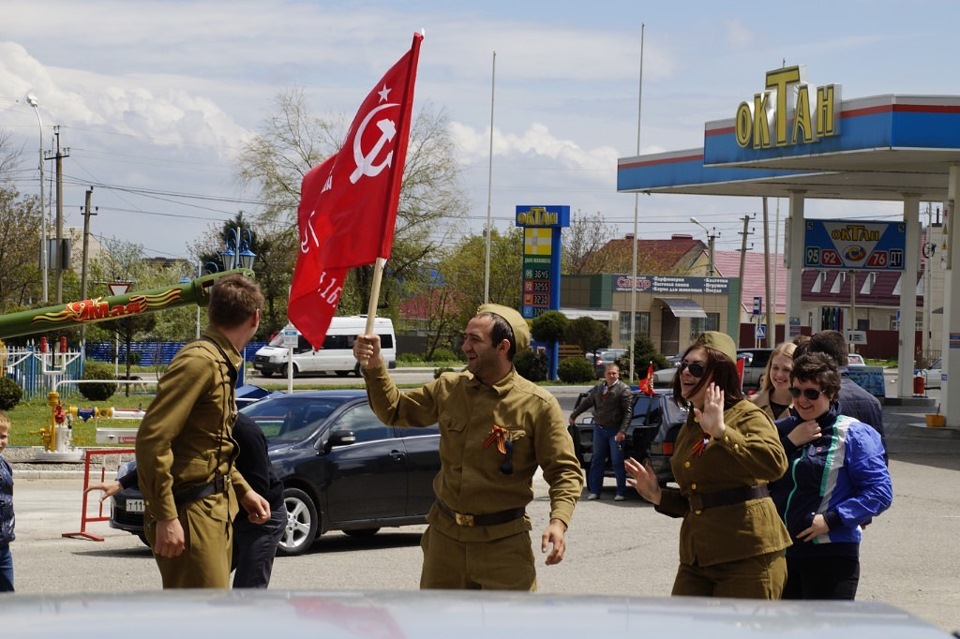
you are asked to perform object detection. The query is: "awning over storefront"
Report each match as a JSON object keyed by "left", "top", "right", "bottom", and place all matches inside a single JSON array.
[{"left": 656, "top": 297, "right": 707, "bottom": 319}]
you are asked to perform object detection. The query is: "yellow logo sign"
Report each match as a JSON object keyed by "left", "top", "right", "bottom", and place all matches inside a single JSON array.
[{"left": 735, "top": 65, "right": 840, "bottom": 149}]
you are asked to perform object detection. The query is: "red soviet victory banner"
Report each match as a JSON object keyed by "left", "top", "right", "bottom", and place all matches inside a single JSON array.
[{"left": 288, "top": 33, "right": 423, "bottom": 349}]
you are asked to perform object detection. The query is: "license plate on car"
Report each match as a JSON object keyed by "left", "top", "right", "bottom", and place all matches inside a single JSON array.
[{"left": 125, "top": 499, "right": 145, "bottom": 513}]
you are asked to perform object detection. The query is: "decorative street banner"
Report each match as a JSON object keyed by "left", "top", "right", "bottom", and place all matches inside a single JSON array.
[
  {"left": 517, "top": 205, "right": 570, "bottom": 319},
  {"left": 803, "top": 219, "right": 906, "bottom": 271}
]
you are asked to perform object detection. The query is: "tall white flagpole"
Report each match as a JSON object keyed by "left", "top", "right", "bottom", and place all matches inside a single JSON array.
[
  {"left": 629, "top": 24, "right": 645, "bottom": 382},
  {"left": 483, "top": 51, "right": 496, "bottom": 303}
]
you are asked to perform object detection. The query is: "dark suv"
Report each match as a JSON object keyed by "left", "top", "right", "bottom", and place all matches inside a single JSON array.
[{"left": 567, "top": 389, "right": 688, "bottom": 474}]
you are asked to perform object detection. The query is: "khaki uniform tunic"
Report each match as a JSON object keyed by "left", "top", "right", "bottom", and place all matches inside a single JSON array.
[
  {"left": 136, "top": 329, "right": 253, "bottom": 589},
  {"left": 656, "top": 400, "right": 791, "bottom": 568},
  {"left": 363, "top": 364, "right": 583, "bottom": 589}
]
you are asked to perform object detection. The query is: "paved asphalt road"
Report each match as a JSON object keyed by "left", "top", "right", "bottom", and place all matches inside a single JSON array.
[{"left": 7, "top": 377, "right": 960, "bottom": 633}]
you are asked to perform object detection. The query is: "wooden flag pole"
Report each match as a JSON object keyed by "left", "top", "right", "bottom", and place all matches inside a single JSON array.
[{"left": 364, "top": 257, "right": 387, "bottom": 335}]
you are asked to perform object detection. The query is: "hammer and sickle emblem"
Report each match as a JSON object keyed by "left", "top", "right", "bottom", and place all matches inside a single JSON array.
[{"left": 350, "top": 103, "right": 398, "bottom": 184}]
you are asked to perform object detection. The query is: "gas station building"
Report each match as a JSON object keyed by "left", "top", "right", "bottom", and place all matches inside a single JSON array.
[{"left": 616, "top": 65, "right": 960, "bottom": 427}]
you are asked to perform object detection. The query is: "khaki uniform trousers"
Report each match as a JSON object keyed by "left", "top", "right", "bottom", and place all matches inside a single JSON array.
[
  {"left": 672, "top": 550, "right": 787, "bottom": 599},
  {"left": 419, "top": 526, "right": 537, "bottom": 591},
  {"left": 147, "top": 499, "right": 233, "bottom": 589}
]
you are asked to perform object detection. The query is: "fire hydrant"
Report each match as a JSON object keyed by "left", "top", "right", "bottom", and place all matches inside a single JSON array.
[{"left": 913, "top": 371, "right": 926, "bottom": 397}]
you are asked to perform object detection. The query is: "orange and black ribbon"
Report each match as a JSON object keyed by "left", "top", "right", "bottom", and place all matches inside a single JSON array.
[
  {"left": 691, "top": 429, "right": 710, "bottom": 457},
  {"left": 483, "top": 424, "right": 507, "bottom": 454}
]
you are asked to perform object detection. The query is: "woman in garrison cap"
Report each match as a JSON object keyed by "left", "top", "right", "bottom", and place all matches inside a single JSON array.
[{"left": 625, "top": 331, "right": 791, "bottom": 599}]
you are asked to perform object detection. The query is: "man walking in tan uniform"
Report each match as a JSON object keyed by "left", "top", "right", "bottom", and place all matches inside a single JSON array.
[
  {"left": 353, "top": 304, "right": 583, "bottom": 590},
  {"left": 136, "top": 273, "right": 271, "bottom": 588}
]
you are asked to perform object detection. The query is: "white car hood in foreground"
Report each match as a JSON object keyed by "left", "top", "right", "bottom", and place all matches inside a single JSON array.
[{"left": 0, "top": 591, "right": 950, "bottom": 638}]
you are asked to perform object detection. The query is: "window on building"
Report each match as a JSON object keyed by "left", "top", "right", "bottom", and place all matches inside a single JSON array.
[
  {"left": 829, "top": 272, "right": 846, "bottom": 294},
  {"left": 619, "top": 312, "right": 650, "bottom": 342},
  {"left": 689, "top": 313, "right": 720, "bottom": 342}
]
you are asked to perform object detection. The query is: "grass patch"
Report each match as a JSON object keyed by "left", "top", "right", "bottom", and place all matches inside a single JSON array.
[{"left": 6, "top": 392, "right": 153, "bottom": 448}]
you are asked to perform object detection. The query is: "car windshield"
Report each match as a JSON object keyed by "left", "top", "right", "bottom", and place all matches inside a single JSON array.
[{"left": 242, "top": 396, "right": 345, "bottom": 443}]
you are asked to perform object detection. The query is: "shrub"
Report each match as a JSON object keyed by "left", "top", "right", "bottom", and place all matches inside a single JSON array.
[
  {"left": 397, "top": 352, "right": 424, "bottom": 364},
  {"left": 433, "top": 366, "right": 456, "bottom": 379},
  {"left": 514, "top": 349, "right": 547, "bottom": 382},
  {"left": 0, "top": 376, "right": 23, "bottom": 410},
  {"left": 558, "top": 356, "right": 596, "bottom": 384},
  {"left": 429, "top": 347, "right": 460, "bottom": 363},
  {"left": 79, "top": 362, "right": 118, "bottom": 401}
]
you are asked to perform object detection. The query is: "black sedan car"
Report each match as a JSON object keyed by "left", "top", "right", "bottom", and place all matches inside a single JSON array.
[
  {"left": 110, "top": 390, "right": 441, "bottom": 556},
  {"left": 567, "top": 389, "right": 687, "bottom": 483}
]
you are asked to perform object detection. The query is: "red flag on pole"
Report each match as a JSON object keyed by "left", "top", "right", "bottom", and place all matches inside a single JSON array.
[
  {"left": 637, "top": 361, "right": 655, "bottom": 396},
  {"left": 288, "top": 33, "right": 423, "bottom": 349}
]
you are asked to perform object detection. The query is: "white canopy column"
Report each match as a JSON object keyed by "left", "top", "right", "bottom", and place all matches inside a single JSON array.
[
  {"left": 941, "top": 166, "right": 960, "bottom": 428},
  {"left": 898, "top": 195, "right": 921, "bottom": 398},
  {"left": 785, "top": 191, "right": 806, "bottom": 340}
]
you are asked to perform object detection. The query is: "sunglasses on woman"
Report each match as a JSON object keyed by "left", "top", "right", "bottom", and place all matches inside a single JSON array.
[
  {"left": 679, "top": 361, "right": 706, "bottom": 378},
  {"left": 789, "top": 387, "right": 823, "bottom": 400}
]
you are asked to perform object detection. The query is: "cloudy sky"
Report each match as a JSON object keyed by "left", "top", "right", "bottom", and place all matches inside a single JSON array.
[{"left": 1, "top": 0, "right": 958, "bottom": 263}]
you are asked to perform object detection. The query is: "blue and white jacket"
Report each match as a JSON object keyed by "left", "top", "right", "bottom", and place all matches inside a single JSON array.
[
  {"left": 770, "top": 406, "right": 892, "bottom": 558},
  {"left": 0, "top": 455, "right": 13, "bottom": 545}
]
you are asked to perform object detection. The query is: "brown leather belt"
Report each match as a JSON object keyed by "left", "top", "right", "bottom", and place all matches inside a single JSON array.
[
  {"left": 436, "top": 500, "right": 525, "bottom": 527},
  {"left": 688, "top": 484, "right": 769, "bottom": 512}
]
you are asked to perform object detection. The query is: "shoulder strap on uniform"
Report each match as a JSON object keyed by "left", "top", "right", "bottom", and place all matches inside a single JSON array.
[{"left": 198, "top": 336, "right": 238, "bottom": 386}]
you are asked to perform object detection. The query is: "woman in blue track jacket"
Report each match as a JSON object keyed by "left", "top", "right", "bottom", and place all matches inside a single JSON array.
[{"left": 770, "top": 352, "right": 893, "bottom": 600}]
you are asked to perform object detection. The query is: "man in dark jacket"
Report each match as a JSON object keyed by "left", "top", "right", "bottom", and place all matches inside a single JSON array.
[
  {"left": 569, "top": 363, "right": 635, "bottom": 500},
  {"left": 796, "top": 330, "right": 887, "bottom": 463},
  {"left": 231, "top": 413, "right": 286, "bottom": 588}
]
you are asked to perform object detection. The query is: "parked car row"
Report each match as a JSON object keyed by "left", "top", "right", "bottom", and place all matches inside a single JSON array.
[{"left": 652, "top": 348, "right": 771, "bottom": 393}]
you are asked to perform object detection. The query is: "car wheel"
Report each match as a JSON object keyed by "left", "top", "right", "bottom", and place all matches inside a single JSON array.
[
  {"left": 335, "top": 370, "right": 349, "bottom": 377},
  {"left": 280, "top": 363, "right": 298, "bottom": 378},
  {"left": 343, "top": 528, "right": 380, "bottom": 538},
  {"left": 354, "top": 363, "right": 362, "bottom": 377},
  {"left": 259, "top": 369, "right": 274, "bottom": 378},
  {"left": 136, "top": 531, "right": 150, "bottom": 547},
  {"left": 279, "top": 487, "right": 319, "bottom": 556}
]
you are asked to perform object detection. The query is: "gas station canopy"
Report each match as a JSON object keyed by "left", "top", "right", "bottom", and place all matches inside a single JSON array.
[{"left": 618, "top": 94, "right": 960, "bottom": 201}]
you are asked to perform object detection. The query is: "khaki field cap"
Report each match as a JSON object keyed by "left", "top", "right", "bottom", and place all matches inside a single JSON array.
[
  {"left": 477, "top": 304, "right": 530, "bottom": 352},
  {"left": 696, "top": 331, "right": 737, "bottom": 363}
]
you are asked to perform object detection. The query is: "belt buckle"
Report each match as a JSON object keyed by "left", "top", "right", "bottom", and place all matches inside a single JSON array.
[{"left": 454, "top": 512, "right": 475, "bottom": 527}]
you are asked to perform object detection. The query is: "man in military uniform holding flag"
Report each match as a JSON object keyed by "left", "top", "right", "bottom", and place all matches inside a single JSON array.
[{"left": 354, "top": 304, "right": 583, "bottom": 590}]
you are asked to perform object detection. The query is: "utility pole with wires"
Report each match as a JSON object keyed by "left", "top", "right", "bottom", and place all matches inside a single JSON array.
[
  {"left": 80, "top": 188, "right": 97, "bottom": 350},
  {"left": 46, "top": 126, "right": 70, "bottom": 303}
]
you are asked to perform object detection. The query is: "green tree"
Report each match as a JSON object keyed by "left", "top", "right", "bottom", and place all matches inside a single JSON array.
[
  {"left": 437, "top": 228, "right": 523, "bottom": 332},
  {"left": 623, "top": 334, "right": 670, "bottom": 380},
  {"left": 531, "top": 310, "right": 568, "bottom": 345},
  {"left": 0, "top": 186, "right": 43, "bottom": 311},
  {"left": 564, "top": 316, "right": 611, "bottom": 354},
  {"left": 189, "top": 212, "right": 295, "bottom": 340}
]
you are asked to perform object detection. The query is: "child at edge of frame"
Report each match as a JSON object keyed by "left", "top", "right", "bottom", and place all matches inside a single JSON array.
[{"left": 0, "top": 411, "right": 15, "bottom": 592}]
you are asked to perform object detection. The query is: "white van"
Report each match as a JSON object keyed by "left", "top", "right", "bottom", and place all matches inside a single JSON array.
[{"left": 252, "top": 316, "right": 397, "bottom": 378}]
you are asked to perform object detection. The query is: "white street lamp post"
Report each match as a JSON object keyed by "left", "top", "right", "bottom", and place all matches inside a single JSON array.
[{"left": 26, "top": 94, "right": 48, "bottom": 303}]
